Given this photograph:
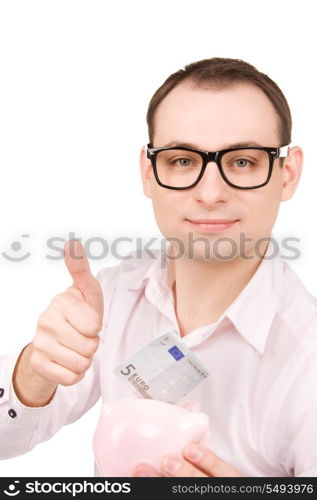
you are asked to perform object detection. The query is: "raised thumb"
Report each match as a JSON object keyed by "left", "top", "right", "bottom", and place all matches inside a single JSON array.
[{"left": 64, "top": 239, "right": 104, "bottom": 317}]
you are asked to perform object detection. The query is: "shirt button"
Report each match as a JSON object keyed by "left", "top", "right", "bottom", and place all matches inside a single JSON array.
[
  {"left": 8, "top": 409, "right": 17, "bottom": 418},
  {"left": 0, "top": 388, "right": 4, "bottom": 398}
]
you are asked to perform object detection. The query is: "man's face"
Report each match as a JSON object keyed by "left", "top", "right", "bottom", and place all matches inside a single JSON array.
[{"left": 140, "top": 81, "right": 300, "bottom": 263}]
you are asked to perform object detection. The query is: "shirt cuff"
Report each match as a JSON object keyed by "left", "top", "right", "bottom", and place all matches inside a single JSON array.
[{"left": 0, "top": 346, "right": 57, "bottom": 427}]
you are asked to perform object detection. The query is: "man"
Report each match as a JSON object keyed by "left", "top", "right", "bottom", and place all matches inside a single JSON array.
[{"left": 0, "top": 57, "right": 316, "bottom": 477}]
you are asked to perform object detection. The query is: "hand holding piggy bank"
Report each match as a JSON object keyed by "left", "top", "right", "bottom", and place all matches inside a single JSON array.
[{"left": 92, "top": 397, "right": 212, "bottom": 477}]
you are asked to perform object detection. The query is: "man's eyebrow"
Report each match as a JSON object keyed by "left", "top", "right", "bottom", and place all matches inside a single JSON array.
[{"left": 160, "top": 140, "right": 264, "bottom": 150}]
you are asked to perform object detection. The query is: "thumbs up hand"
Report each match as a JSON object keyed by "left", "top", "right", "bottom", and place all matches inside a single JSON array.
[{"left": 30, "top": 239, "right": 104, "bottom": 387}]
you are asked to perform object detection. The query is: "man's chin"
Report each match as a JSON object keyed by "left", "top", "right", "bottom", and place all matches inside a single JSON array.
[{"left": 167, "top": 240, "right": 237, "bottom": 263}]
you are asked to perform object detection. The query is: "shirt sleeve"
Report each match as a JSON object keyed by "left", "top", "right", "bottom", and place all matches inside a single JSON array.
[
  {"left": 0, "top": 263, "right": 121, "bottom": 461},
  {"left": 0, "top": 340, "right": 102, "bottom": 460},
  {"left": 273, "top": 347, "right": 317, "bottom": 477}
]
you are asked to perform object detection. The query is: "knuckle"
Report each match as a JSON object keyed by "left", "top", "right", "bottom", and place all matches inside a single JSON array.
[
  {"left": 52, "top": 291, "right": 77, "bottom": 309},
  {"left": 32, "top": 335, "right": 46, "bottom": 352},
  {"left": 37, "top": 311, "right": 52, "bottom": 330},
  {"left": 88, "top": 337, "right": 100, "bottom": 355},
  {"left": 86, "top": 324, "right": 98, "bottom": 336},
  {"left": 76, "top": 356, "right": 92, "bottom": 373},
  {"left": 86, "top": 315, "right": 102, "bottom": 335},
  {"left": 80, "top": 337, "right": 99, "bottom": 357},
  {"left": 51, "top": 293, "right": 66, "bottom": 307},
  {"left": 63, "top": 372, "right": 84, "bottom": 386}
]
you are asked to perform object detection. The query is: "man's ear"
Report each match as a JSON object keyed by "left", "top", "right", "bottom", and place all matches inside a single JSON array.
[
  {"left": 281, "top": 145, "right": 304, "bottom": 201},
  {"left": 139, "top": 145, "right": 153, "bottom": 199}
]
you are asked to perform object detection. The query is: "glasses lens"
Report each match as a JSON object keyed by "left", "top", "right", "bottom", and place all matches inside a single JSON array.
[
  {"left": 156, "top": 149, "right": 203, "bottom": 188},
  {"left": 221, "top": 149, "right": 270, "bottom": 188}
]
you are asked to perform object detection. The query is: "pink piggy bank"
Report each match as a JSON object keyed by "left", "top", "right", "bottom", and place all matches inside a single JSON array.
[{"left": 92, "top": 397, "right": 212, "bottom": 477}]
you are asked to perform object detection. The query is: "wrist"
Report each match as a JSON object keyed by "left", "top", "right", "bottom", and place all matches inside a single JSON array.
[{"left": 12, "top": 343, "right": 57, "bottom": 407}]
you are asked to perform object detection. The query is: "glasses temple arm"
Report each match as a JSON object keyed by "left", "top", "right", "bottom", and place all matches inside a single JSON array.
[{"left": 278, "top": 144, "right": 291, "bottom": 157}]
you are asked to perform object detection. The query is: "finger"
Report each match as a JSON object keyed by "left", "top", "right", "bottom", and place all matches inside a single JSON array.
[
  {"left": 133, "top": 464, "right": 162, "bottom": 477},
  {"left": 161, "top": 455, "right": 208, "bottom": 477},
  {"left": 64, "top": 239, "right": 104, "bottom": 316},
  {"left": 34, "top": 333, "right": 93, "bottom": 374},
  {"left": 30, "top": 349, "right": 85, "bottom": 386},
  {"left": 183, "top": 443, "right": 241, "bottom": 477},
  {"left": 39, "top": 314, "right": 99, "bottom": 357},
  {"left": 50, "top": 293, "right": 102, "bottom": 337}
]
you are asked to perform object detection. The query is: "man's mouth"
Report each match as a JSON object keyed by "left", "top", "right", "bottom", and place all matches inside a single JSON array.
[{"left": 186, "top": 218, "right": 239, "bottom": 232}]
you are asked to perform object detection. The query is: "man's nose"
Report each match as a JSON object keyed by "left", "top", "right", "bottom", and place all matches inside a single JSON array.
[{"left": 192, "top": 161, "right": 232, "bottom": 204}]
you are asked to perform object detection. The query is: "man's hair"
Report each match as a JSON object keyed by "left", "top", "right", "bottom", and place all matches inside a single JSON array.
[{"left": 146, "top": 57, "right": 292, "bottom": 147}]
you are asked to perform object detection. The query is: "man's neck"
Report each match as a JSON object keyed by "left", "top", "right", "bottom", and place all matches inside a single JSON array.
[{"left": 168, "top": 242, "right": 268, "bottom": 337}]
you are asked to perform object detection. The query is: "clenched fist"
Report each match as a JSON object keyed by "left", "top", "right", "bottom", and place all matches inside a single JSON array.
[{"left": 29, "top": 239, "right": 104, "bottom": 387}]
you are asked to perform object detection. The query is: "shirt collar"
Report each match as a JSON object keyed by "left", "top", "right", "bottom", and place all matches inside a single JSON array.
[
  {"left": 125, "top": 246, "right": 172, "bottom": 293},
  {"left": 126, "top": 237, "right": 285, "bottom": 354}
]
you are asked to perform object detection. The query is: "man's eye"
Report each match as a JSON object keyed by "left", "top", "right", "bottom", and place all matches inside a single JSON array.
[
  {"left": 176, "top": 158, "right": 191, "bottom": 166},
  {"left": 171, "top": 157, "right": 200, "bottom": 167},
  {"left": 234, "top": 158, "right": 251, "bottom": 168}
]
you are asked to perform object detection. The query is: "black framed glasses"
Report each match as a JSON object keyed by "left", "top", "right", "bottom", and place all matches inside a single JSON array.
[{"left": 146, "top": 143, "right": 290, "bottom": 190}]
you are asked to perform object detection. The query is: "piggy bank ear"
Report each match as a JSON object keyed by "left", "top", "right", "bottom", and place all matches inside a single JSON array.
[{"left": 180, "top": 400, "right": 200, "bottom": 412}]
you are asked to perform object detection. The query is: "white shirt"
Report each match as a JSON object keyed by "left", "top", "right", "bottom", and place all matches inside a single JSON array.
[{"left": 1, "top": 238, "right": 317, "bottom": 477}]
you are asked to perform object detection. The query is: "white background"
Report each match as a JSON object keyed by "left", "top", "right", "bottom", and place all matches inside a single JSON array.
[{"left": 0, "top": 0, "right": 316, "bottom": 476}]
